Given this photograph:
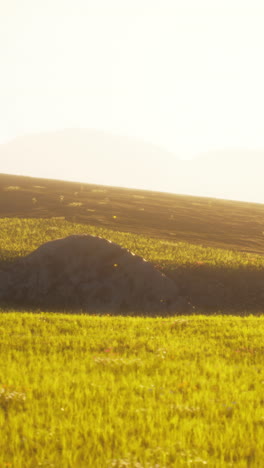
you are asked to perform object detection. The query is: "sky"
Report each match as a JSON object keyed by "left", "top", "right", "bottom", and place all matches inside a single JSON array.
[{"left": 1, "top": 0, "right": 264, "bottom": 201}]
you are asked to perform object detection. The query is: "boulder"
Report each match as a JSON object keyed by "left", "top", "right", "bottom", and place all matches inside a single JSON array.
[{"left": 0, "top": 235, "right": 184, "bottom": 315}]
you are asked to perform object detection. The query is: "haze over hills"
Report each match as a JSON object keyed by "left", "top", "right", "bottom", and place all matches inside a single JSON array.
[
  {"left": 0, "top": 129, "right": 264, "bottom": 204},
  {"left": 0, "top": 129, "right": 176, "bottom": 190}
]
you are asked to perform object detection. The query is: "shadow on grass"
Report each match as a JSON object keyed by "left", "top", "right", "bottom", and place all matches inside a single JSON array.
[
  {"left": 0, "top": 256, "right": 17, "bottom": 270},
  {"left": 1, "top": 260, "right": 264, "bottom": 316},
  {"left": 165, "top": 263, "right": 264, "bottom": 314}
]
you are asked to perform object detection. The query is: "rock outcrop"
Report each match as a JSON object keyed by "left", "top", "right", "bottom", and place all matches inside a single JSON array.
[{"left": 0, "top": 235, "right": 185, "bottom": 315}]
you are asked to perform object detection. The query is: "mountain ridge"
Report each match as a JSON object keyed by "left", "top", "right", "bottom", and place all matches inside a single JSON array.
[{"left": 1, "top": 129, "right": 264, "bottom": 203}]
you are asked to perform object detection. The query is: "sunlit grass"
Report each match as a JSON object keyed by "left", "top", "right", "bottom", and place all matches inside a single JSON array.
[
  {"left": 67, "top": 202, "right": 83, "bottom": 207},
  {"left": 0, "top": 313, "right": 264, "bottom": 467},
  {"left": 0, "top": 217, "right": 263, "bottom": 270},
  {"left": 1, "top": 217, "right": 264, "bottom": 466}
]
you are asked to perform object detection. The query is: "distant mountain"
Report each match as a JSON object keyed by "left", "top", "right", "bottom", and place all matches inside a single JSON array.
[
  {"left": 0, "top": 129, "right": 178, "bottom": 189},
  {"left": 0, "top": 130, "right": 264, "bottom": 203}
]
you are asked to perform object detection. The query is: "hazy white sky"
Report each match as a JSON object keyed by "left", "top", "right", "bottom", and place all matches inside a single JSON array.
[{"left": 1, "top": 0, "right": 264, "bottom": 203}]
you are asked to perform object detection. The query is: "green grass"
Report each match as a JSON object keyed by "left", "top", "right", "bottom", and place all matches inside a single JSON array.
[
  {"left": 1, "top": 312, "right": 264, "bottom": 467},
  {"left": 1, "top": 190, "right": 264, "bottom": 466},
  {"left": 1, "top": 217, "right": 264, "bottom": 268},
  {"left": 1, "top": 217, "right": 264, "bottom": 313}
]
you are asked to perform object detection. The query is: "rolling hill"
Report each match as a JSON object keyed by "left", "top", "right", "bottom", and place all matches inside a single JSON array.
[{"left": 1, "top": 172, "right": 264, "bottom": 255}]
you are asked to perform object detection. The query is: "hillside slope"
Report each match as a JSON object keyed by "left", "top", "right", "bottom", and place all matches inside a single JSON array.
[{"left": 1, "top": 173, "right": 264, "bottom": 255}]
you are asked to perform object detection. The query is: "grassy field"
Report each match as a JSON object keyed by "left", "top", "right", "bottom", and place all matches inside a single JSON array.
[
  {"left": 1, "top": 174, "right": 264, "bottom": 466},
  {"left": 1, "top": 217, "right": 264, "bottom": 313},
  {"left": 1, "top": 313, "right": 264, "bottom": 467}
]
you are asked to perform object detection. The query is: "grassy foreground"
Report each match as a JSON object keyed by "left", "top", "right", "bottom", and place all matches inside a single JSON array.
[
  {"left": 1, "top": 216, "right": 264, "bottom": 466},
  {"left": 1, "top": 313, "right": 264, "bottom": 467}
]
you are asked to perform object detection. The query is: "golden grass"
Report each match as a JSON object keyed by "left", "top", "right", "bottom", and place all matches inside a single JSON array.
[{"left": 1, "top": 313, "right": 264, "bottom": 467}]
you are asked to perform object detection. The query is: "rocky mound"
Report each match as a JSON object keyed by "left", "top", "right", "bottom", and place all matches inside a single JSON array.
[{"left": 0, "top": 235, "right": 186, "bottom": 315}]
